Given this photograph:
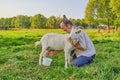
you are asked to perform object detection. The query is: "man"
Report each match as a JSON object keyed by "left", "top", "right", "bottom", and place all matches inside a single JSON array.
[{"left": 47, "top": 19, "right": 96, "bottom": 67}]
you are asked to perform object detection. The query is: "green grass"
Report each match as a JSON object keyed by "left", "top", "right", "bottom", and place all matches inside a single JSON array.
[{"left": 0, "top": 29, "right": 120, "bottom": 80}]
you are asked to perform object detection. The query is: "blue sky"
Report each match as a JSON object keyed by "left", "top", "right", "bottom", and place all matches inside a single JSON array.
[{"left": 0, "top": 0, "right": 89, "bottom": 19}]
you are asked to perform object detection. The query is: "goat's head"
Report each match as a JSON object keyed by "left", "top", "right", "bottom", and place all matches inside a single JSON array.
[{"left": 69, "top": 27, "right": 81, "bottom": 40}]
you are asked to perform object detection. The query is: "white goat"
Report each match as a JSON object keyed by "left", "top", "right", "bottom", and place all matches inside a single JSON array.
[
  {"left": 35, "top": 28, "right": 81, "bottom": 68},
  {"left": 35, "top": 33, "right": 73, "bottom": 68}
]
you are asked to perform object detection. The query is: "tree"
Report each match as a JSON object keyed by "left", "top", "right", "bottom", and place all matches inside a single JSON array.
[
  {"left": 81, "top": 19, "right": 88, "bottom": 28},
  {"left": 11, "top": 17, "right": 16, "bottom": 28},
  {"left": 55, "top": 16, "right": 62, "bottom": 28},
  {"left": 69, "top": 18, "right": 83, "bottom": 26},
  {"left": 85, "top": 0, "right": 115, "bottom": 32},
  {"left": 0, "top": 18, "right": 12, "bottom": 28},
  {"left": 14, "top": 15, "right": 31, "bottom": 28},
  {"left": 15, "top": 15, "right": 24, "bottom": 28},
  {"left": 110, "top": 0, "right": 120, "bottom": 31},
  {"left": 46, "top": 16, "right": 56, "bottom": 29},
  {"left": 0, "top": 18, "right": 6, "bottom": 27},
  {"left": 23, "top": 16, "right": 31, "bottom": 28},
  {"left": 69, "top": 18, "right": 76, "bottom": 25},
  {"left": 31, "top": 14, "right": 47, "bottom": 28},
  {"left": 85, "top": 0, "right": 98, "bottom": 26},
  {"left": 98, "top": 0, "right": 114, "bottom": 32}
]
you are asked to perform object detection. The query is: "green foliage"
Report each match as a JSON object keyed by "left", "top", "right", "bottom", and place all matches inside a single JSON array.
[
  {"left": 69, "top": 18, "right": 84, "bottom": 26},
  {"left": 55, "top": 17, "right": 62, "bottom": 28},
  {"left": 11, "top": 17, "right": 16, "bottom": 28},
  {"left": 31, "top": 14, "right": 47, "bottom": 29},
  {"left": 110, "top": 0, "right": 120, "bottom": 26},
  {"left": 110, "top": 0, "right": 120, "bottom": 18},
  {"left": 14, "top": 15, "right": 31, "bottom": 28},
  {"left": 85, "top": 0, "right": 97, "bottom": 25},
  {"left": 85, "top": 0, "right": 118, "bottom": 27},
  {"left": 0, "top": 18, "right": 12, "bottom": 27},
  {"left": 0, "top": 29, "right": 120, "bottom": 80},
  {"left": 0, "top": 14, "right": 87, "bottom": 29},
  {"left": 46, "top": 16, "right": 57, "bottom": 29}
]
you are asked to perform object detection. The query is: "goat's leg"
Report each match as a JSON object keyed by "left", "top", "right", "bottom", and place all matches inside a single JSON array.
[
  {"left": 64, "top": 51, "right": 70, "bottom": 68},
  {"left": 43, "top": 50, "right": 48, "bottom": 58},
  {"left": 43, "top": 47, "right": 50, "bottom": 58},
  {"left": 68, "top": 53, "right": 71, "bottom": 65},
  {"left": 39, "top": 47, "right": 47, "bottom": 65}
]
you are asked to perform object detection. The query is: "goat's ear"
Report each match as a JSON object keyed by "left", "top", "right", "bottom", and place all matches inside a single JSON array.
[{"left": 75, "top": 30, "right": 81, "bottom": 34}]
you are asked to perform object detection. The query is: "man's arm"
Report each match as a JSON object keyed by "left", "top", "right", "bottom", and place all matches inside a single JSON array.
[
  {"left": 74, "top": 43, "right": 85, "bottom": 50},
  {"left": 47, "top": 50, "right": 63, "bottom": 56},
  {"left": 67, "top": 38, "right": 85, "bottom": 51}
]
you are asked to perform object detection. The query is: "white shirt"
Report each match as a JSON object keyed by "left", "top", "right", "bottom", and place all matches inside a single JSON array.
[{"left": 75, "top": 29, "right": 96, "bottom": 57}]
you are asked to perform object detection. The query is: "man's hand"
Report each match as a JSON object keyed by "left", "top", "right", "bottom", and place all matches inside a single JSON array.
[
  {"left": 67, "top": 37, "right": 85, "bottom": 50},
  {"left": 47, "top": 50, "right": 63, "bottom": 56},
  {"left": 47, "top": 52, "right": 55, "bottom": 56},
  {"left": 67, "top": 37, "right": 76, "bottom": 47}
]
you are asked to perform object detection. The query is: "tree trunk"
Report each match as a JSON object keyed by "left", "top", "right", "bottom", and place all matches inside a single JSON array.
[
  {"left": 113, "top": 26, "right": 115, "bottom": 33},
  {"left": 115, "top": 25, "right": 118, "bottom": 32},
  {"left": 107, "top": 18, "right": 110, "bottom": 33},
  {"left": 98, "top": 27, "right": 101, "bottom": 33}
]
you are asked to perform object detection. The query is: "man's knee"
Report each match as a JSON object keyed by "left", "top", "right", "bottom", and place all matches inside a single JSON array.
[
  {"left": 72, "top": 62, "right": 87, "bottom": 67},
  {"left": 71, "top": 58, "right": 86, "bottom": 67},
  {"left": 71, "top": 56, "right": 94, "bottom": 67}
]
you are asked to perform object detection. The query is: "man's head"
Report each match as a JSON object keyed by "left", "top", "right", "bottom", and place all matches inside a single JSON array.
[{"left": 60, "top": 20, "right": 73, "bottom": 33}]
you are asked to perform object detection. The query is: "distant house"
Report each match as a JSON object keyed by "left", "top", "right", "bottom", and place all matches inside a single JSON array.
[
  {"left": 86, "top": 25, "right": 94, "bottom": 29},
  {"left": 97, "top": 24, "right": 107, "bottom": 29}
]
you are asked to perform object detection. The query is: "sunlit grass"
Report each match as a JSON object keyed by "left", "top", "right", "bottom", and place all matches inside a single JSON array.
[{"left": 0, "top": 29, "right": 120, "bottom": 80}]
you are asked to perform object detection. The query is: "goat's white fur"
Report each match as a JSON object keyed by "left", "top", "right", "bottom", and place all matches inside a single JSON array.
[
  {"left": 35, "top": 28, "right": 81, "bottom": 68},
  {"left": 35, "top": 33, "right": 73, "bottom": 68}
]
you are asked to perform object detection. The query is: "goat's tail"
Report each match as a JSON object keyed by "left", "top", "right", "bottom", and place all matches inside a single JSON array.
[{"left": 35, "top": 40, "right": 41, "bottom": 47}]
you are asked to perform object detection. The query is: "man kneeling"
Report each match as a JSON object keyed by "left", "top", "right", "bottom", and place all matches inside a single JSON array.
[{"left": 47, "top": 20, "right": 96, "bottom": 67}]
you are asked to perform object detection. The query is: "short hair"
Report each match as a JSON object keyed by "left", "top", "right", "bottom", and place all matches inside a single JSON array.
[{"left": 60, "top": 19, "right": 73, "bottom": 25}]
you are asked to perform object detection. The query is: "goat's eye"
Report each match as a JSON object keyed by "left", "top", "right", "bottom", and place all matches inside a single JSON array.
[{"left": 75, "top": 30, "right": 81, "bottom": 34}]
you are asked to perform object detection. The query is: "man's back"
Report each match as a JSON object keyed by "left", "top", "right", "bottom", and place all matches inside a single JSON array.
[{"left": 76, "top": 29, "right": 96, "bottom": 57}]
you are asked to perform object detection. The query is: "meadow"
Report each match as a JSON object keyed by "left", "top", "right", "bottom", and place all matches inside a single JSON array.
[{"left": 0, "top": 29, "right": 120, "bottom": 80}]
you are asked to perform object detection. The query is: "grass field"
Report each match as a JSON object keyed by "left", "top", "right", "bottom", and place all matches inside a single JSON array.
[{"left": 0, "top": 29, "right": 120, "bottom": 80}]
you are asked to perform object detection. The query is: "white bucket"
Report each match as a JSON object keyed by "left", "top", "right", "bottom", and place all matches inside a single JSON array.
[{"left": 42, "top": 57, "right": 52, "bottom": 66}]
